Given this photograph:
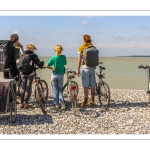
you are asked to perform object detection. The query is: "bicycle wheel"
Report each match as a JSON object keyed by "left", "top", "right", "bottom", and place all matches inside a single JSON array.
[
  {"left": 39, "top": 80, "right": 48, "bottom": 103},
  {"left": 9, "top": 100, "right": 17, "bottom": 123},
  {"left": 62, "top": 81, "right": 78, "bottom": 111},
  {"left": 72, "top": 100, "right": 77, "bottom": 115},
  {"left": 98, "top": 81, "right": 110, "bottom": 110},
  {"left": 16, "top": 78, "right": 22, "bottom": 98},
  {"left": 35, "top": 85, "right": 46, "bottom": 114}
]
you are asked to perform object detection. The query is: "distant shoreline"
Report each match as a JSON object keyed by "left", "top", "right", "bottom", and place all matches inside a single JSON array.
[{"left": 39, "top": 56, "right": 150, "bottom": 58}]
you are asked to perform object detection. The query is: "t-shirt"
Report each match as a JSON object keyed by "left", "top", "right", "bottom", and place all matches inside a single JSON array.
[
  {"left": 13, "top": 46, "right": 20, "bottom": 61},
  {"left": 47, "top": 55, "right": 67, "bottom": 74}
]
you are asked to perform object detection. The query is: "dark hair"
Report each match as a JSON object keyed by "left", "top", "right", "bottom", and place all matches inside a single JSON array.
[{"left": 10, "top": 34, "right": 19, "bottom": 43}]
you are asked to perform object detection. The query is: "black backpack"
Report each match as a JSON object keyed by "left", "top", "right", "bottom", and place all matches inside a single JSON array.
[
  {"left": 82, "top": 46, "right": 99, "bottom": 67},
  {"left": 16, "top": 54, "right": 32, "bottom": 73},
  {"left": 0, "top": 40, "right": 13, "bottom": 72}
]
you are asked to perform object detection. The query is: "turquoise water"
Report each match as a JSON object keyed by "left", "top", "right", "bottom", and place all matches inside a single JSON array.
[{"left": 0, "top": 57, "right": 150, "bottom": 90}]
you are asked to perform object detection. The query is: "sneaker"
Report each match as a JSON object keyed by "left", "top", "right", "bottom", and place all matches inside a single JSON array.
[
  {"left": 61, "top": 102, "right": 65, "bottom": 110},
  {"left": 20, "top": 104, "right": 24, "bottom": 108},
  {"left": 56, "top": 104, "right": 60, "bottom": 109}
]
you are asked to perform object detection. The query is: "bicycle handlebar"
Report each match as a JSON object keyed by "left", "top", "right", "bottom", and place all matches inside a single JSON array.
[
  {"left": 99, "top": 66, "right": 106, "bottom": 70},
  {"left": 34, "top": 66, "right": 46, "bottom": 70},
  {"left": 138, "top": 65, "right": 150, "bottom": 69},
  {"left": 66, "top": 70, "right": 77, "bottom": 75}
]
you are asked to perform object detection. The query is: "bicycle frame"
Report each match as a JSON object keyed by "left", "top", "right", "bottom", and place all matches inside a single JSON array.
[
  {"left": 147, "top": 68, "right": 150, "bottom": 95},
  {"left": 66, "top": 76, "right": 77, "bottom": 101}
]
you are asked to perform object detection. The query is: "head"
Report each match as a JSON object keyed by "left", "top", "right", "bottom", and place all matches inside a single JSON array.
[
  {"left": 83, "top": 34, "right": 92, "bottom": 43},
  {"left": 54, "top": 45, "right": 63, "bottom": 56},
  {"left": 27, "top": 43, "right": 37, "bottom": 52},
  {"left": 10, "top": 34, "right": 19, "bottom": 44}
]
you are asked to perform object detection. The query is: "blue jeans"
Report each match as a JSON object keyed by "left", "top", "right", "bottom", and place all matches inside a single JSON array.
[{"left": 51, "top": 73, "right": 64, "bottom": 104}]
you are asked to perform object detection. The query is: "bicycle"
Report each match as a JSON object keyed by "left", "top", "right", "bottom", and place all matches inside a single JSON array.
[
  {"left": 32, "top": 67, "right": 49, "bottom": 114},
  {"left": 15, "top": 67, "right": 48, "bottom": 114},
  {"left": 62, "top": 69, "right": 78, "bottom": 115},
  {"left": 138, "top": 65, "right": 150, "bottom": 103},
  {"left": 95, "top": 62, "right": 110, "bottom": 110}
]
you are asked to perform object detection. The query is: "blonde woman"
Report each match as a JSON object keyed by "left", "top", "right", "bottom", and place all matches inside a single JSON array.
[
  {"left": 46, "top": 45, "right": 67, "bottom": 109},
  {"left": 19, "top": 43, "right": 44, "bottom": 108}
]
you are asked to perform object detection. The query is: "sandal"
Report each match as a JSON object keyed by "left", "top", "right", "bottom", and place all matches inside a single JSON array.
[
  {"left": 20, "top": 104, "right": 24, "bottom": 108},
  {"left": 87, "top": 100, "right": 94, "bottom": 106},
  {"left": 79, "top": 98, "right": 88, "bottom": 107},
  {"left": 24, "top": 104, "right": 30, "bottom": 109},
  {"left": 79, "top": 102, "right": 88, "bottom": 107}
]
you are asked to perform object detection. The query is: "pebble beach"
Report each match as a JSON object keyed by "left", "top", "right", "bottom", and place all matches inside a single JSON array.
[{"left": 0, "top": 87, "right": 150, "bottom": 134}]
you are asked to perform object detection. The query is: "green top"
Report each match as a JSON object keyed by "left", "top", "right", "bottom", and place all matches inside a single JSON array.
[
  {"left": 47, "top": 55, "right": 67, "bottom": 74},
  {"left": 13, "top": 46, "right": 20, "bottom": 61}
]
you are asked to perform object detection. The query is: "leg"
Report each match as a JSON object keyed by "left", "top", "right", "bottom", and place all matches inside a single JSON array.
[
  {"left": 51, "top": 73, "right": 59, "bottom": 105},
  {"left": 89, "top": 68, "right": 96, "bottom": 104},
  {"left": 20, "top": 75, "right": 27, "bottom": 108},
  {"left": 24, "top": 75, "right": 34, "bottom": 107},
  {"left": 84, "top": 87, "right": 89, "bottom": 99},
  {"left": 57, "top": 74, "right": 64, "bottom": 104},
  {"left": 80, "top": 69, "right": 90, "bottom": 106},
  {"left": 57, "top": 74, "right": 65, "bottom": 109}
]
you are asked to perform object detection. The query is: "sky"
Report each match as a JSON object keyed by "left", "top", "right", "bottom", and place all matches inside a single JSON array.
[{"left": 0, "top": 16, "right": 150, "bottom": 57}]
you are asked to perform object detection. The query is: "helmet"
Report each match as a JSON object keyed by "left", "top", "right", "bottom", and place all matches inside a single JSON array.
[{"left": 27, "top": 43, "right": 37, "bottom": 51}]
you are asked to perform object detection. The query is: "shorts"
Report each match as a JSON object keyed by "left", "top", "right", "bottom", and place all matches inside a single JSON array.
[{"left": 81, "top": 68, "right": 96, "bottom": 88}]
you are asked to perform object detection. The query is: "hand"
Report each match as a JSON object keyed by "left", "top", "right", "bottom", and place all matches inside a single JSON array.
[
  {"left": 77, "top": 70, "right": 80, "bottom": 76},
  {"left": 52, "top": 67, "right": 56, "bottom": 71}
]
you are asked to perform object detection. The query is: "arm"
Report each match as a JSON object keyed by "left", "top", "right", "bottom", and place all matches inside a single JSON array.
[
  {"left": 19, "top": 43, "right": 25, "bottom": 54},
  {"left": 46, "top": 64, "right": 55, "bottom": 71},
  {"left": 46, "top": 57, "right": 56, "bottom": 71},
  {"left": 77, "top": 54, "right": 82, "bottom": 76},
  {"left": 33, "top": 54, "right": 44, "bottom": 68}
]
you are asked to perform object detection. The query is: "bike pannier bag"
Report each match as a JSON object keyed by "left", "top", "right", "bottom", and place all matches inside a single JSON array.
[{"left": 0, "top": 40, "right": 13, "bottom": 72}]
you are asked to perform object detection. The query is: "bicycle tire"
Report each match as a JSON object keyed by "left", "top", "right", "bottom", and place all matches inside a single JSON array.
[
  {"left": 40, "top": 80, "right": 48, "bottom": 103},
  {"left": 35, "top": 86, "right": 46, "bottom": 114},
  {"left": 9, "top": 100, "right": 17, "bottom": 123},
  {"left": 72, "top": 100, "right": 77, "bottom": 115},
  {"left": 62, "top": 81, "right": 78, "bottom": 112},
  {"left": 98, "top": 81, "right": 110, "bottom": 110}
]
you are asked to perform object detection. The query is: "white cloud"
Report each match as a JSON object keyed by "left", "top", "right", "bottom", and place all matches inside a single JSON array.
[
  {"left": 95, "top": 41, "right": 150, "bottom": 49},
  {"left": 12, "top": 30, "right": 19, "bottom": 34},
  {"left": 80, "top": 20, "right": 88, "bottom": 26},
  {"left": 67, "top": 43, "right": 78, "bottom": 48},
  {"left": 50, "top": 33, "right": 58, "bottom": 37},
  {"left": 66, "top": 32, "right": 79, "bottom": 35}
]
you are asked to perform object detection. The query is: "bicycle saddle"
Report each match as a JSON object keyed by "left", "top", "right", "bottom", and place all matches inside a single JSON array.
[{"left": 99, "top": 66, "right": 106, "bottom": 70}]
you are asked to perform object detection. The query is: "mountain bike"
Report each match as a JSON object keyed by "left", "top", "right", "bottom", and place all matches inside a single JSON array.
[
  {"left": 95, "top": 62, "right": 110, "bottom": 110},
  {"left": 138, "top": 65, "right": 150, "bottom": 103},
  {"left": 32, "top": 67, "right": 49, "bottom": 114},
  {"left": 62, "top": 69, "right": 78, "bottom": 115}
]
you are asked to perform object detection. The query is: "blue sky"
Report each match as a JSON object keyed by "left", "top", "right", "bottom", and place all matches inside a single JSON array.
[{"left": 0, "top": 16, "right": 150, "bottom": 57}]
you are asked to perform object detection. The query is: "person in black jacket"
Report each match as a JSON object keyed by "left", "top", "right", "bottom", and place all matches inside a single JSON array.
[
  {"left": 19, "top": 43, "right": 44, "bottom": 109},
  {"left": 3, "top": 34, "right": 24, "bottom": 78}
]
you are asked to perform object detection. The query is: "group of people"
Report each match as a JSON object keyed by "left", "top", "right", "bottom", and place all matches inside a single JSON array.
[{"left": 3, "top": 33, "right": 98, "bottom": 110}]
